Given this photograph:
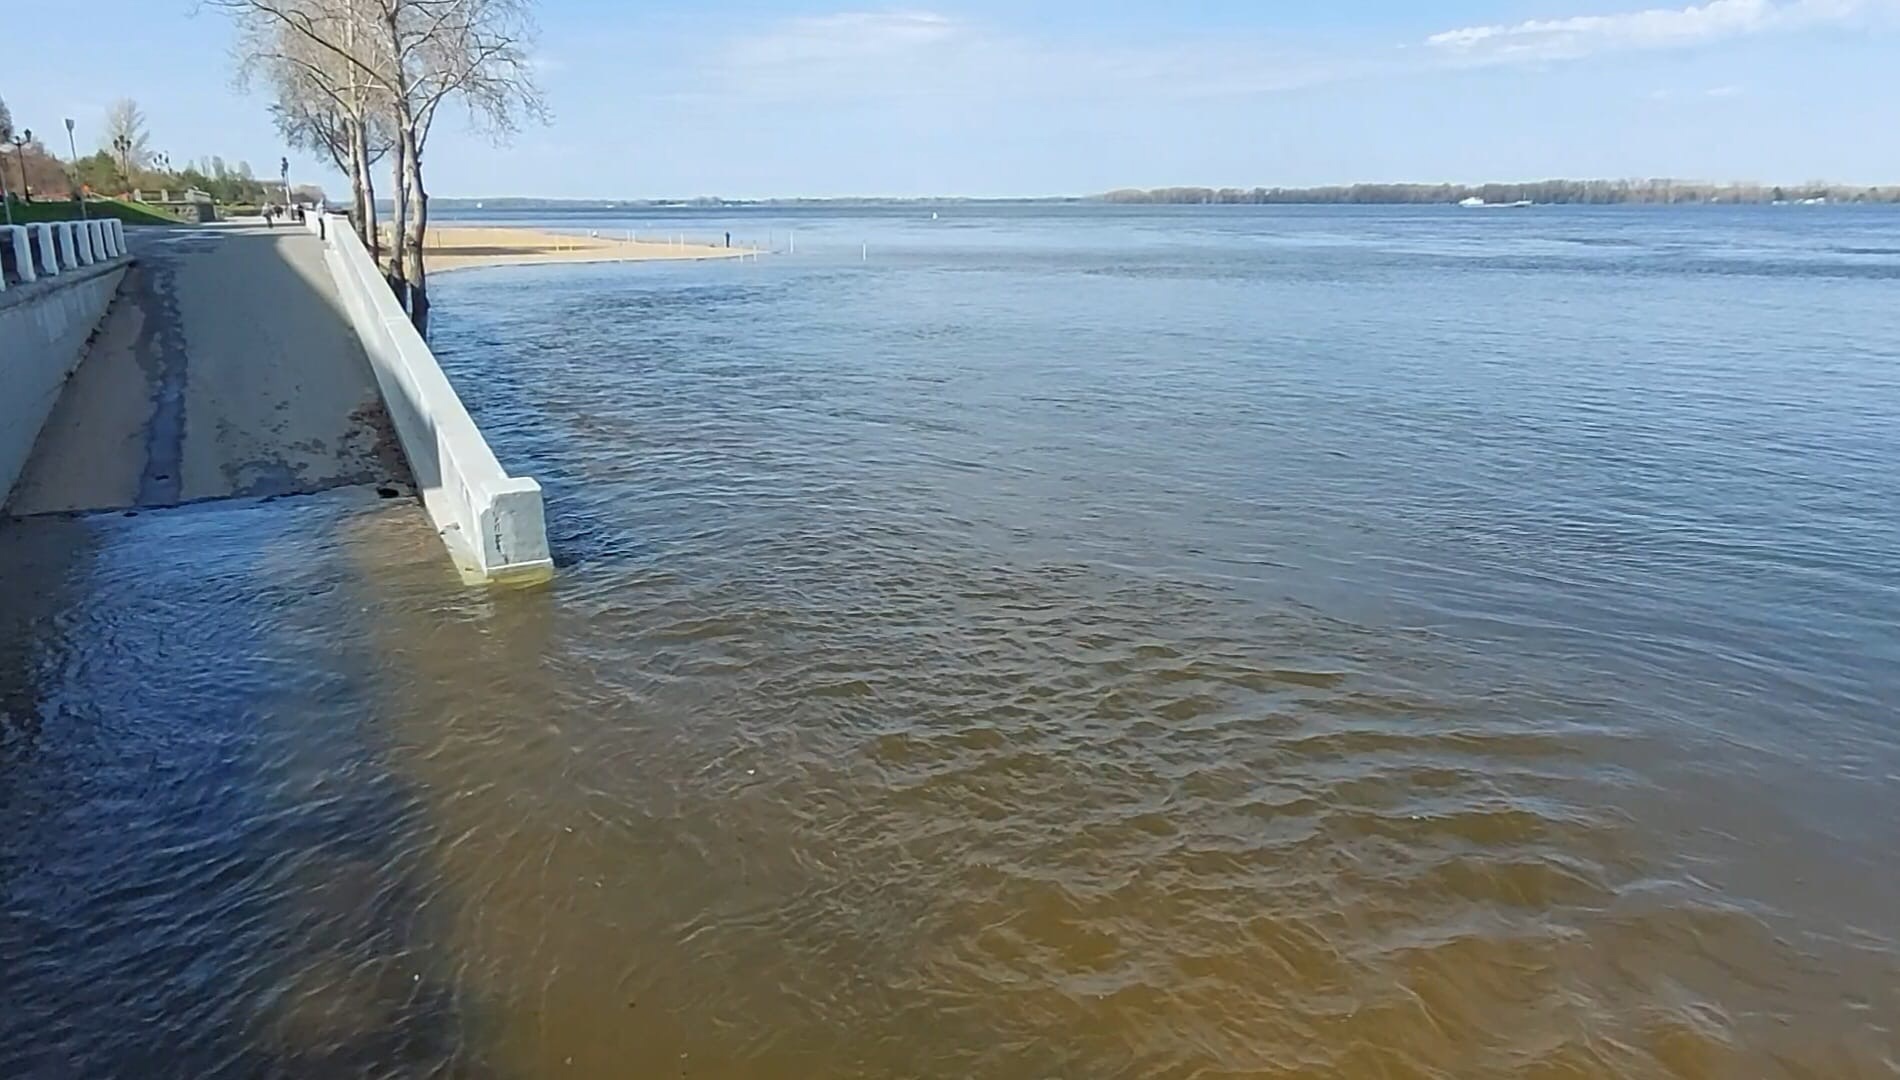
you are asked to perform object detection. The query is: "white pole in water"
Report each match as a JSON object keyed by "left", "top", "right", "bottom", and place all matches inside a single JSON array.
[
  {"left": 862, "top": 242, "right": 867, "bottom": 262},
  {"left": 789, "top": 230, "right": 795, "bottom": 255}
]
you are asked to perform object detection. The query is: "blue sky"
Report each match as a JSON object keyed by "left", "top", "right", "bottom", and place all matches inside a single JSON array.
[{"left": 6, "top": 0, "right": 1899, "bottom": 198}]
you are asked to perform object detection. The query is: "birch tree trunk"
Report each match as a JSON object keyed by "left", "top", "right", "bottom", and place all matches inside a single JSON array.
[
  {"left": 400, "top": 124, "right": 429, "bottom": 332},
  {"left": 386, "top": 136, "right": 408, "bottom": 307},
  {"left": 344, "top": 5, "right": 377, "bottom": 261},
  {"left": 350, "top": 117, "right": 379, "bottom": 262}
]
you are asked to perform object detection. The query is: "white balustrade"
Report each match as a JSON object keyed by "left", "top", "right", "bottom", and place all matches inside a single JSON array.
[{"left": 1, "top": 219, "right": 134, "bottom": 287}]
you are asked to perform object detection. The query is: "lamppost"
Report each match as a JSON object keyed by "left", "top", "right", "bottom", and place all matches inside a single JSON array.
[
  {"left": 112, "top": 132, "right": 133, "bottom": 189},
  {"left": 1, "top": 127, "right": 29, "bottom": 225},
  {"left": 11, "top": 129, "right": 30, "bottom": 203},
  {"left": 65, "top": 118, "right": 87, "bottom": 221}
]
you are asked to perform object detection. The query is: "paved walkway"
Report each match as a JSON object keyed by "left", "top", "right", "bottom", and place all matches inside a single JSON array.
[{"left": 10, "top": 223, "right": 405, "bottom": 516}]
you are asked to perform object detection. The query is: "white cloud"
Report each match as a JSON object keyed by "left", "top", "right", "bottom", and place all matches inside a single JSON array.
[
  {"left": 692, "top": 2, "right": 1886, "bottom": 112},
  {"left": 726, "top": 11, "right": 961, "bottom": 67},
  {"left": 1425, "top": 0, "right": 1885, "bottom": 64},
  {"left": 705, "top": 10, "right": 1365, "bottom": 106},
  {"left": 1648, "top": 83, "right": 1748, "bottom": 100}
]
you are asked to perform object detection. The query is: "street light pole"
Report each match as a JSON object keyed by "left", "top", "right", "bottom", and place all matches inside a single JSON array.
[
  {"left": 12, "top": 131, "right": 33, "bottom": 203},
  {"left": 65, "top": 118, "right": 87, "bottom": 221},
  {"left": 113, "top": 133, "right": 131, "bottom": 188}
]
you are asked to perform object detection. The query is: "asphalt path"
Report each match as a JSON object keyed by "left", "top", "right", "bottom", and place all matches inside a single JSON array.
[{"left": 11, "top": 222, "right": 405, "bottom": 516}]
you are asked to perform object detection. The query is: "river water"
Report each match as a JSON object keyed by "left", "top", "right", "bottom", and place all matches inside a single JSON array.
[{"left": 2, "top": 204, "right": 1897, "bottom": 1077}]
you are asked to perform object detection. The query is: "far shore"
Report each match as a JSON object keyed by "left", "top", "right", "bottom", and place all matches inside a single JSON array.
[{"left": 385, "top": 225, "right": 759, "bottom": 273}]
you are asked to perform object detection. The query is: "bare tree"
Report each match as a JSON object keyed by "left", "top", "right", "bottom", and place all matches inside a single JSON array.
[
  {"left": 361, "top": 0, "right": 545, "bottom": 327},
  {"left": 213, "top": 0, "right": 543, "bottom": 329},
  {"left": 272, "top": 87, "right": 392, "bottom": 252},
  {"left": 103, "top": 98, "right": 153, "bottom": 177},
  {"left": 237, "top": 3, "right": 390, "bottom": 259}
]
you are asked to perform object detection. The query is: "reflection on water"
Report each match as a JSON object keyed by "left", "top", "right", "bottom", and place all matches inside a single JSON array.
[{"left": 4, "top": 206, "right": 1900, "bottom": 1077}]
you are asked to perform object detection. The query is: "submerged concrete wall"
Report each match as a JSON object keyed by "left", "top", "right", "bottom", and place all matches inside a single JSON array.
[
  {"left": 311, "top": 213, "right": 553, "bottom": 583},
  {"left": 1, "top": 259, "right": 130, "bottom": 511}
]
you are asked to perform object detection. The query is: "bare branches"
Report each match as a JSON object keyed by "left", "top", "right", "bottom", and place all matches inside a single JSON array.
[
  {"left": 103, "top": 99, "right": 152, "bottom": 174},
  {"left": 216, "top": 0, "right": 544, "bottom": 327}
]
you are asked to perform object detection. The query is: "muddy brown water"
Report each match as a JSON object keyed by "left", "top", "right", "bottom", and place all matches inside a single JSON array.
[{"left": 2, "top": 205, "right": 1897, "bottom": 1077}]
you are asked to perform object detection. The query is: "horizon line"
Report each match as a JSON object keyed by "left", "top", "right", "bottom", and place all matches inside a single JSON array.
[{"left": 422, "top": 178, "right": 1900, "bottom": 204}]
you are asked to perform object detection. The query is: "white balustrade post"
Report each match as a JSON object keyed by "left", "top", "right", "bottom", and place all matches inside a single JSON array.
[
  {"left": 55, "top": 223, "right": 80, "bottom": 269},
  {"left": 31, "top": 224, "right": 60, "bottom": 276},
  {"left": 88, "top": 221, "right": 108, "bottom": 261},
  {"left": 2, "top": 225, "right": 35, "bottom": 286},
  {"left": 99, "top": 220, "right": 117, "bottom": 257},
  {"left": 70, "top": 222, "right": 94, "bottom": 266},
  {"left": 112, "top": 219, "right": 127, "bottom": 254}
]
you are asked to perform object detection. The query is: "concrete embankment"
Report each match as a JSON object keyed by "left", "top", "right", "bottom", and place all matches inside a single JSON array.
[
  {"left": 1, "top": 220, "right": 132, "bottom": 510},
  {"left": 312, "top": 215, "right": 552, "bottom": 583},
  {"left": 8, "top": 215, "right": 552, "bottom": 585}
]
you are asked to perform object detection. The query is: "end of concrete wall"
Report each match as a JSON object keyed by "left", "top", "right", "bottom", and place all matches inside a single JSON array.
[
  {"left": 313, "top": 214, "right": 555, "bottom": 585},
  {"left": 481, "top": 479, "right": 555, "bottom": 583}
]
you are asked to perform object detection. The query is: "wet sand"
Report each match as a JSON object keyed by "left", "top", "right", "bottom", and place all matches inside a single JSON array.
[{"left": 411, "top": 226, "right": 755, "bottom": 273}]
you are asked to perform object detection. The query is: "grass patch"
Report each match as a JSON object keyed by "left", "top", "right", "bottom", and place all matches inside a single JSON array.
[{"left": 2, "top": 196, "right": 188, "bottom": 226}]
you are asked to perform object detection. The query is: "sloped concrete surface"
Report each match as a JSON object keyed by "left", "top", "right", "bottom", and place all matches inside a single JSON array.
[{"left": 10, "top": 224, "right": 407, "bottom": 517}]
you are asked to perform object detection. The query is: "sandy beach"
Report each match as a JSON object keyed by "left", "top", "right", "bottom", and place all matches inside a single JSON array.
[{"left": 406, "top": 226, "right": 756, "bottom": 272}]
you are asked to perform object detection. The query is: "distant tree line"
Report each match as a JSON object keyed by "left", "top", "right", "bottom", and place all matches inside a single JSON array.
[
  {"left": 1, "top": 94, "right": 315, "bottom": 207},
  {"left": 1100, "top": 180, "right": 1900, "bottom": 205}
]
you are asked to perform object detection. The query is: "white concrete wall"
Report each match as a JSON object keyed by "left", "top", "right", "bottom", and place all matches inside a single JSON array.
[
  {"left": 315, "top": 214, "right": 553, "bottom": 583},
  {"left": 0, "top": 260, "right": 130, "bottom": 510}
]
